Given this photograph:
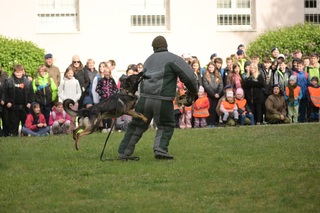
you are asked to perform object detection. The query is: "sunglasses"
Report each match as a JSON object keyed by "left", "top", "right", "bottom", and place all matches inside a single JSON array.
[{"left": 73, "top": 61, "right": 80, "bottom": 64}]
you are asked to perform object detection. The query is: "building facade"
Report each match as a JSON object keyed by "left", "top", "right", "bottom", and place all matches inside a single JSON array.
[{"left": 0, "top": 0, "right": 317, "bottom": 73}]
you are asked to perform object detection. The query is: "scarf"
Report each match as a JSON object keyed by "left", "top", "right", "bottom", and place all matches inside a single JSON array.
[{"left": 287, "top": 83, "right": 297, "bottom": 105}]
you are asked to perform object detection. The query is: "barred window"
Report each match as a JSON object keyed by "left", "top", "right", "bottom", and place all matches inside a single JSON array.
[
  {"left": 217, "top": 0, "right": 255, "bottom": 31},
  {"left": 37, "top": 0, "right": 79, "bottom": 33},
  {"left": 130, "top": 0, "right": 170, "bottom": 31},
  {"left": 305, "top": 0, "right": 320, "bottom": 24}
]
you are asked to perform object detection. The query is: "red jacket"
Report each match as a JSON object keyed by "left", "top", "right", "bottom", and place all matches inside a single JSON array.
[{"left": 25, "top": 113, "right": 47, "bottom": 131}]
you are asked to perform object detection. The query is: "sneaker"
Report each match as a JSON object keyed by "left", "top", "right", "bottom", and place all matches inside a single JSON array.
[{"left": 154, "top": 151, "right": 174, "bottom": 160}]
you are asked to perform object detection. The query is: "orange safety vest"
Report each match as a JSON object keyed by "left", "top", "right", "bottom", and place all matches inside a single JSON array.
[
  {"left": 221, "top": 100, "right": 236, "bottom": 111},
  {"left": 193, "top": 96, "right": 210, "bottom": 118},
  {"left": 235, "top": 98, "right": 246, "bottom": 109},
  {"left": 308, "top": 86, "right": 320, "bottom": 107},
  {"left": 285, "top": 86, "right": 301, "bottom": 98}
]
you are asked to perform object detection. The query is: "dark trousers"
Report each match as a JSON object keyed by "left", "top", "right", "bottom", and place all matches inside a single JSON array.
[
  {"left": 249, "top": 102, "right": 263, "bottom": 124},
  {"left": 0, "top": 107, "right": 10, "bottom": 136},
  {"left": 40, "top": 104, "right": 52, "bottom": 125},
  {"left": 206, "top": 97, "right": 219, "bottom": 126},
  {"left": 309, "top": 103, "right": 319, "bottom": 122},
  {"left": 8, "top": 104, "right": 28, "bottom": 136},
  {"left": 298, "top": 98, "right": 307, "bottom": 123}
]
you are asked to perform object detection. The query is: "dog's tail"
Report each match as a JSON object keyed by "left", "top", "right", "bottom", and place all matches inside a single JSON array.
[{"left": 63, "top": 99, "right": 80, "bottom": 117}]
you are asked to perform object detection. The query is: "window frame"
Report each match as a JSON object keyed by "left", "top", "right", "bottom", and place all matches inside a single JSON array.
[
  {"left": 216, "top": 0, "right": 256, "bottom": 32},
  {"left": 129, "top": 0, "right": 170, "bottom": 32},
  {"left": 304, "top": 0, "right": 320, "bottom": 24},
  {"left": 37, "top": 0, "right": 80, "bottom": 33}
]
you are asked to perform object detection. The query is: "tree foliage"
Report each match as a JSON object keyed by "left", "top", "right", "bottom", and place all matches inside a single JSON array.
[
  {"left": 0, "top": 35, "right": 45, "bottom": 77},
  {"left": 246, "top": 23, "right": 320, "bottom": 61}
]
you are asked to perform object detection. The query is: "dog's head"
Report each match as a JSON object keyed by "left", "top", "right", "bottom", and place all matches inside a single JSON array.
[{"left": 120, "top": 72, "right": 148, "bottom": 95}]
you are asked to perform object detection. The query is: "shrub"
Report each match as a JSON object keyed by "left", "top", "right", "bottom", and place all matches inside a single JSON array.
[
  {"left": 0, "top": 35, "right": 45, "bottom": 77},
  {"left": 246, "top": 23, "right": 320, "bottom": 61}
]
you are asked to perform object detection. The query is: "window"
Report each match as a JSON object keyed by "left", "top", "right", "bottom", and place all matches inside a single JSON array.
[
  {"left": 37, "top": 0, "right": 79, "bottom": 33},
  {"left": 305, "top": 0, "right": 320, "bottom": 24},
  {"left": 216, "top": 0, "right": 255, "bottom": 31},
  {"left": 130, "top": 0, "right": 170, "bottom": 31}
]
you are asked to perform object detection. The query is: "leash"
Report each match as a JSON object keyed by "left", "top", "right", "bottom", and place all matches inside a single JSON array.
[
  {"left": 99, "top": 92, "right": 140, "bottom": 162},
  {"left": 99, "top": 120, "right": 115, "bottom": 161}
]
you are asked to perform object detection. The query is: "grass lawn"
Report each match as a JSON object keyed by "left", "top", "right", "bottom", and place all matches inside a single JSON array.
[{"left": 0, "top": 123, "right": 319, "bottom": 212}]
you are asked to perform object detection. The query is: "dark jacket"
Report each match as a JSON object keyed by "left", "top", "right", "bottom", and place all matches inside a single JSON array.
[
  {"left": 140, "top": 49, "right": 198, "bottom": 101},
  {"left": 242, "top": 73, "right": 265, "bottom": 104},
  {"left": 0, "top": 70, "right": 8, "bottom": 111},
  {"left": 3, "top": 75, "right": 34, "bottom": 106}
]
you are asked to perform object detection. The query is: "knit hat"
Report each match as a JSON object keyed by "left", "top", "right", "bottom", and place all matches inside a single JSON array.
[
  {"left": 236, "top": 88, "right": 244, "bottom": 97},
  {"left": 198, "top": 86, "right": 204, "bottom": 93},
  {"left": 226, "top": 91, "right": 234, "bottom": 98},
  {"left": 152, "top": 35, "right": 168, "bottom": 50},
  {"left": 289, "top": 75, "right": 297, "bottom": 82}
]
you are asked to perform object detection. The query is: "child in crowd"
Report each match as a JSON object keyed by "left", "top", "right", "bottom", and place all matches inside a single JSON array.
[
  {"left": 228, "top": 63, "right": 244, "bottom": 94},
  {"left": 21, "top": 102, "right": 50, "bottom": 136},
  {"left": 92, "top": 62, "right": 107, "bottom": 104},
  {"left": 307, "top": 76, "right": 320, "bottom": 122},
  {"left": 193, "top": 86, "right": 210, "bottom": 128},
  {"left": 294, "top": 59, "right": 309, "bottom": 123},
  {"left": 96, "top": 68, "right": 118, "bottom": 131},
  {"left": 273, "top": 60, "right": 292, "bottom": 93},
  {"left": 49, "top": 102, "right": 71, "bottom": 135},
  {"left": 58, "top": 66, "right": 82, "bottom": 128},
  {"left": 3, "top": 64, "right": 34, "bottom": 136},
  {"left": 214, "top": 58, "right": 224, "bottom": 84},
  {"left": 235, "top": 88, "right": 254, "bottom": 125},
  {"left": 32, "top": 65, "right": 58, "bottom": 125},
  {"left": 284, "top": 75, "right": 302, "bottom": 123},
  {"left": 177, "top": 81, "right": 192, "bottom": 129},
  {"left": 220, "top": 90, "right": 238, "bottom": 126},
  {"left": 191, "top": 59, "right": 202, "bottom": 87},
  {"left": 202, "top": 62, "right": 223, "bottom": 127}
]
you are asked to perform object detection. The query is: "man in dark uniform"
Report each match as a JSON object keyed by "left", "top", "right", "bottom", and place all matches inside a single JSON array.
[{"left": 118, "top": 35, "right": 198, "bottom": 160}]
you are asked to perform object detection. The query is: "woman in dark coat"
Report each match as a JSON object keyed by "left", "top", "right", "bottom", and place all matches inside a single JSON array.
[{"left": 242, "top": 63, "right": 265, "bottom": 125}]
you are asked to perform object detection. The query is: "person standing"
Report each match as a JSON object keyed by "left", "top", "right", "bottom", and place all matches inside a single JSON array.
[
  {"left": 44, "top": 53, "right": 61, "bottom": 105},
  {"left": 67, "top": 55, "right": 89, "bottom": 109},
  {"left": 32, "top": 65, "right": 58, "bottom": 125},
  {"left": 202, "top": 62, "right": 223, "bottom": 127},
  {"left": 118, "top": 35, "right": 198, "bottom": 160},
  {"left": 0, "top": 67, "right": 8, "bottom": 136},
  {"left": 3, "top": 65, "right": 34, "bottom": 136}
]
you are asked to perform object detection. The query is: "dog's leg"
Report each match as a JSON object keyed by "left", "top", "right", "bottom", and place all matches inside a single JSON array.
[{"left": 126, "top": 110, "right": 148, "bottom": 123}]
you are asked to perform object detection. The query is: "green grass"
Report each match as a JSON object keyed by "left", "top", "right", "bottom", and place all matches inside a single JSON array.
[{"left": 0, "top": 123, "right": 319, "bottom": 213}]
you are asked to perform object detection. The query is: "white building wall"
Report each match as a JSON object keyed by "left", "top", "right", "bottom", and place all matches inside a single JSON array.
[{"left": 0, "top": 0, "right": 304, "bottom": 75}]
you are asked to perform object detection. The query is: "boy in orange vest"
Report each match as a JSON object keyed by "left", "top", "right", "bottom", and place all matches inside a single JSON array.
[
  {"left": 284, "top": 75, "right": 302, "bottom": 123},
  {"left": 307, "top": 76, "right": 320, "bottom": 122},
  {"left": 220, "top": 90, "right": 238, "bottom": 126},
  {"left": 193, "top": 86, "right": 210, "bottom": 128},
  {"left": 235, "top": 88, "right": 254, "bottom": 125}
]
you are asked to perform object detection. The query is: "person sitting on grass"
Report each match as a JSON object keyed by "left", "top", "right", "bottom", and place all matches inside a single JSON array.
[
  {"left": 49, "top": 102, "right": 71, "bottom": 135},
  {"left": 21, "top": 102, "right": 50, "bottom": 136},
  {"left": 265, "top": 84, "right": 290, "bottom": 124},
  {"left": 235, "top": 88, "right": 254, "bottom": 125},
  {"left": 220, "top": 90, "right": 238, "bottom": 126}
]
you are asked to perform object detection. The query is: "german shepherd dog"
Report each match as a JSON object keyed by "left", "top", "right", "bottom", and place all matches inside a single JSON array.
[{"left": 63, "top": 72, "right": 148, "bottom": 150}]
